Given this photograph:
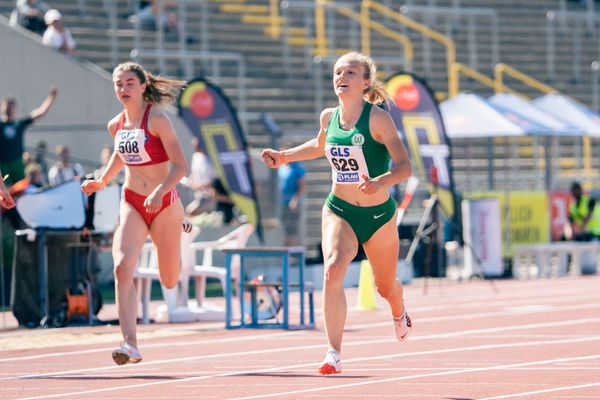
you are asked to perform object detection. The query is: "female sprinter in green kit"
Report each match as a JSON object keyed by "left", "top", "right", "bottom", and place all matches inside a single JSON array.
[{"left": 261, "top": 52, "right": 412, "bottom": 375}]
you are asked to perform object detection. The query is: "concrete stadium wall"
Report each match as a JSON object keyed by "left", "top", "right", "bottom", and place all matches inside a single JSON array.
[{"left": 0, "top": 18, "right": 194, "bottom": 170}]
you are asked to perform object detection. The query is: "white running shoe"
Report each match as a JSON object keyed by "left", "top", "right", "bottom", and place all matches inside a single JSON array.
[
  {"left": 318, "top": 349, "right": 342, "bottom": 375},
  {"left": 112, "top": 343, "right": 142, "bottom": 365},
  {"left": 393, "top": 310, "right": 412, "bottom": 341}
]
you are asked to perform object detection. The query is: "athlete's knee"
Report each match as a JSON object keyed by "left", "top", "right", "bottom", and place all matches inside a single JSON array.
[
  {"left": 161, "top": 275, "right": 179, "bottom": 289},
  {"left": 323, "top": 257, "right": 347, "bottom": 284},
  {"left": 159, "top": 264, "right": 180, "bottom": 289},
  {"left": 114, "top": 260, "right": 136, "bottom": 283},
  {"left": 375, "top": 282, "right": 394, "bottom": 298},
  {"left": 375, "top": 278, "right": 399, "bottom": 299}
]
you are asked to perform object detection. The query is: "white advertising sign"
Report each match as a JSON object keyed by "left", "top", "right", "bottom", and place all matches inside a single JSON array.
[{"left": 462, "top": 198, "right": 503, "bottom": 278}]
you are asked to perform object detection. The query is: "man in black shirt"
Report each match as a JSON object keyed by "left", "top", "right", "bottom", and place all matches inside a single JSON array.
[{"left": 0, "top": 86, "right": 57, "bottom": 185}]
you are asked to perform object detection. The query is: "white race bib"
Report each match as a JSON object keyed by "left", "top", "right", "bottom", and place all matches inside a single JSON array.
[
  {"left": 115, "top": 129, "right": 152, "bottom": 165},
  {"left": 325, "top": 144, "right": 369, "bottom": 185}
]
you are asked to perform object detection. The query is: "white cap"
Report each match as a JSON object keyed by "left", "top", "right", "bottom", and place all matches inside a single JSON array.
[{"left": 44, "top": 9, "right": 62, "bottom": 25}]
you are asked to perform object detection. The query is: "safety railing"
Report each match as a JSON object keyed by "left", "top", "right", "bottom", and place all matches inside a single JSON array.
[
  {"left": 494, "top": 63, "right": 557, "bottom": 96},
  {"left": 399, "top": 5, "right": 499, "bottom": 72},
  {"left": 309, "top": 0, "right": 412, "bottom": 71},
  {"left": 448, "top": 63, "right": 496, "bottom": 98},
  {"left": 546, "top": 10, "right": 600, "bottom": 83},
  {"left": 132, "top": 0, "right": 211, "bottom": 74},
  {"left": 280, "top": 1, "right": 317, "bottom": 71},
  {"left": 592, "top": 61, "right": 600, "bottom": 111},
  {"left": 557, "top": 0, "right": 597, "bottom": 30},
  {"left": 361, "top": 0, "right": 456, "bottom": 95},
  {"left": 132, "top": 49, "right": 247, "bottom": 131},
  {"left": 268, "top": 0, "right": 281, "bottom": 39}
]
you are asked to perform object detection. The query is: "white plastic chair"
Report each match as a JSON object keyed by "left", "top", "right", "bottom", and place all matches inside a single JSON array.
[
  {"left": 188, "top": 223, "right": 255, "bottom": 306},
  {"left": 133, "top": 226, "right": 201, "bottom": 324},
  {"left": 133, "top": 242, "right": 158, "bottom": 324}
]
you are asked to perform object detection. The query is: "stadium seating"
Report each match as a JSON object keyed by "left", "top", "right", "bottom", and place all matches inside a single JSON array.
[{"left": 3, "top": 0, "right": 600, "bottom": 256}]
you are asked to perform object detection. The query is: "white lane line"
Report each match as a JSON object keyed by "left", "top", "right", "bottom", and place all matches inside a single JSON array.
[
  {"left": 10, "top": 336, "right": 600, "bottom": 399},
  {"left": 0, "top": 321, "right": 226, "bottom": 340},
  {"left": 4, "top": 316, "right": 600, "bottom": 381},
  {"left": 225, "top": 354, "right": 600, "bottom": 400},
  {"left": 0, "top": 331, "right": 303, "bottom": 363},
  {"left": 2, "top": 298, "right": 598, "bottom": 365},
  {"left": 477, "top": 382, "right": 600, "bottom": 400},
  {"left": 1, "top": 279, "right": 593, "bottom": 340}
]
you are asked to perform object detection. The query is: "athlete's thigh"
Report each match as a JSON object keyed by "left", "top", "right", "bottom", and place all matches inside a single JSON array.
[
  {"left": 112, "top": 201, "right": 150, "bottom": 270},
  {"left": 321, "top": 206, "right": 358, "bottom": 269},
  {"left": 149, "top": 199, "right": 184, "bottom": 274},
  {"left": 362, "top": 211, "right": 399, "bottom": 282}
]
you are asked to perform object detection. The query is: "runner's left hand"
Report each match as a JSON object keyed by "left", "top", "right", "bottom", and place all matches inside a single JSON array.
[
  {"left": 358, "top": 175, "right": 383, "bottom": 195},
  {"left": 144, "top": 191, "right": 163, "bottom": 214}
]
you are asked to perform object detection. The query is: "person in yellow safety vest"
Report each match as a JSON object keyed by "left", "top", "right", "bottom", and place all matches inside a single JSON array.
[{"left": 567, "top": 182, "right": 600, "bottom": 241}]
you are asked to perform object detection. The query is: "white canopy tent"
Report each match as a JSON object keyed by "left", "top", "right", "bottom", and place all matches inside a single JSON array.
[
  {"left": 439, "top": 93, "right": 549, "bottom": 138},
  {"left": 489, "top": 93, "right": 581, "bottom": 136},
  {"left": 533, "top": 93, "right": 600, "bottom": 137}
]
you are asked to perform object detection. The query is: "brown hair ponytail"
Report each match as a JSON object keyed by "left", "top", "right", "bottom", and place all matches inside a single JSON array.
[{"left": 113, "top": 62, "right": 187, "bottom": 105}]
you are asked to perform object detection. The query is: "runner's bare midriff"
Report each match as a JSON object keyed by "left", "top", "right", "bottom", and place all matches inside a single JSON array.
[{"left": 331, "top": 183, "right": 389, "bottom": 207}]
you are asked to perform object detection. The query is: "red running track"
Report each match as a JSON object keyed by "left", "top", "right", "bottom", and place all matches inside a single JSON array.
[{"left": 1, "top": 276, "right": 600, "bottom": 399}]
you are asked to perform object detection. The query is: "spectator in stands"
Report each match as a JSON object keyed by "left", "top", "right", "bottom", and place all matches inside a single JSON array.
[
  {"left": 23, "top": 163, "right": 44, "bottom": 193},
  {"left": 42, "top": 9, "right": 76, "bottom": 55},
  {"left": 181, "top": 138, "right": 215, "bottom": 216},
  {"left": 566, "top": 181, "right": 600, "bottom": 241},
  {"left": 81, "top": 62, "right": 187, "bottom": 366},
  {"left": 278, "top": 160, "right": 306, "bottom": 246},
  {"left": 48, "top": 145, "right": 85, "bottom": 186},
  {"left": 9, "top": 0, "right": 50, "bottom": 36},
  {"left": 8, "top": 162, "right": 45, "bottom": 200},
  {"left": 261, "top": 52, "right": 412, "bottom": 375},
  {"left": 93, "top": 144, "right": 124, "bottom": 185},
  {"left": 12, "top": 162, "right": 44, "bottom": 195},
  {"left": 0, "top": 87, "right": 57, "bottom": 185},
  {"left": 32, "top": 140, "right": 49, "bottom": 186},
  {"left": 22, "top": 151, "right": 32, "bottom": 168},
  {"left": 134, "top": 0, "right": 178, "bottom": 32},
  {"left": 0, "top": 171, "right": 16, "bottom": 209}
]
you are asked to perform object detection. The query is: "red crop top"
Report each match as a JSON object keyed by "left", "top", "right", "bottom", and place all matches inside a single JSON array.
[{"left": 114, "top": 104, "right": 169, "bottom": 166}]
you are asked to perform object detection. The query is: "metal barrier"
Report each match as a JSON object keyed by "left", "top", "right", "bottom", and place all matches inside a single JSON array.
[
  {"left": 361, "top": 0, "right": 455, "bottom": 95},
  {"left": 546, "top": 10, "right": 600, "bottom": 83},
  {"left": 132, "top": 49, "right": 247, "bottom": 131},
  {"left": 400, "top": 5, "right": 498, "bottom": 74}
]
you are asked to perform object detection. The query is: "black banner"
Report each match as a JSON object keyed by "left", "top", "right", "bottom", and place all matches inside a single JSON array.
[
  {"left": 385, "top": 73, "right": 456, "bottom": 219},
  {"left": 178, "top": 78, "right": 263, "bottom": 240}
]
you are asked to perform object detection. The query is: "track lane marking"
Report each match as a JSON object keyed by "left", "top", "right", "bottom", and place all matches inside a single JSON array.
[
  {"left": 477, "top": 382, "right": 600, "bottom": 400},
  {"left": 9, "top": 335, "right": 600, "bottom": 399}
]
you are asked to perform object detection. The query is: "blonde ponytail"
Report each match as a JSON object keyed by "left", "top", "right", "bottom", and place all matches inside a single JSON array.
[
  {"left": 365, "top": 78, "right": 392, "bottom": 105},
  {"left": 334, "top": 52, "right": 393, "bottom": 105}
]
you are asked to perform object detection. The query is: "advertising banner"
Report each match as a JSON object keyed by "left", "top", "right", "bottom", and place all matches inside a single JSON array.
[
  {"left": 461, "top": 198, "right": 503, "bottom": 277},
  {"left": 385, "top": 73, "right": 455, "bottom": 219},
  {"left": 467, "top": 191, "right": 550, "bottom": 256},
  {"left": 179, "top": 78, "right": 263, "bottom": 240}
]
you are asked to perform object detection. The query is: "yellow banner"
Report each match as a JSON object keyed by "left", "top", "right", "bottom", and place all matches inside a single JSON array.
[{"left": 466, "top": 191, "right": 550, "bottom": 257}]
